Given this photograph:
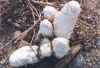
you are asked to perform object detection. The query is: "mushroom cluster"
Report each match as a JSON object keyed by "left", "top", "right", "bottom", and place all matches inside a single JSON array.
[{"left": 9, "top": 1, "right": 81, "bottom": 67}]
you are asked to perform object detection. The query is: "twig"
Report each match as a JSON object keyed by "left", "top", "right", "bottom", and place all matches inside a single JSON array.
[
  {"left": 31, "top": 0, "right": 64, "bottom": 8},
  {"left": 2, "top": 55, "right": 9, "bottom": 68},
  {"left": 14, "top": 20, "right": 40, "bottom": 43},
  {"left": 26, "top": 0, "right": 40, "bottom": 17},
  {"left": 2, "top": 19, "right": 40, "bottom": 49}
]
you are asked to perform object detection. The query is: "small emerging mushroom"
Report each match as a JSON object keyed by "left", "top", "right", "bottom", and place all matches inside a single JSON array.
[
  {"left": 9, "top": 45, "right": 39, "bottom": 67},
  {"left": 40, "top": 38, "right": 52, "bottom": 58},
  {"left": 38, "top": 19, "right": 53, "bottom": 38},
  {"left": 52, "top": 37, "right": 70, "bottom": 59},
  {"left": 53, "top": 1, "right": 81, "bottom": 39},
  {"left": 42, "top": 6, "right": 58, "bottom": 22}
]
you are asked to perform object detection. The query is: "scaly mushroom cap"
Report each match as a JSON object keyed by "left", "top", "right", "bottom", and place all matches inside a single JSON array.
[
  {"left": 40, "top": 38, "right": 52, "bottom": 58},
  {"left": 42, "top": 6, "right": 58, "bottom": 22},
  {"left": 38, "top": 19, "right": 53, "bottom": 37},
  {"left": 52, "top": 37, "right": 70, "bottom": 59},
  {"left": 9, "top": 46, "right": 39, "bottom": 67},
  {"left": 61, "top": 1, "right": 81, "bottom": 16},
  {"left": 53, "top": 1, "right": 81, "bottom": 39}
]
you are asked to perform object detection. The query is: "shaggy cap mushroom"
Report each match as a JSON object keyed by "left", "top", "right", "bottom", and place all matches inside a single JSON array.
[
  {"left": 53, "top": 1, "right": 81, "bottom": 39},
  {"left": 42, "top": 6, "right": 58, "bottom": 22},
  {"left": 9, "top": 46, "right": 39, "bottom": 67},
  {"left": 61, "top": 1, "right": 81, "bottom": 16},
  {"left": 38, "top": 19, "right": 53, "bottom": 37},
  {"left": 52, "top": 37, "right": 70, "bottom": 59},
  {"left": 40, "top": 38, "right": 52, "bottom": 58}
]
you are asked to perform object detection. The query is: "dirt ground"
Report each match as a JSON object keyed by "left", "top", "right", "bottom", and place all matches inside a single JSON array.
[{"left": 0, "top": 0, "right": 100, "bottom": 68}]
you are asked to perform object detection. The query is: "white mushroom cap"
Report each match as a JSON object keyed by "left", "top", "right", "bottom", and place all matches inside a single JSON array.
[
  {"left": 40, "top": 38, "right": 52, "bottom": 58},
  {"left": 9, "top": 46, "right": 39, "bottom": 67},
  {"left": 53, "top": 1, "right": 81, "bottom": 39},
  {"left": 61, "top": 1, "right": 81, "bottom": 16},
  {"left": 38, "top": 19, "right": 53, "bottom": 37},
  {"left": 52, "top": 37, "right": 70, "bottom": 59},
  {"left": 42, "top": 6, "right": 58, "bottom": 21},
  {"left": 40, "top": 43, "right": 52, "bottom": 58}
]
